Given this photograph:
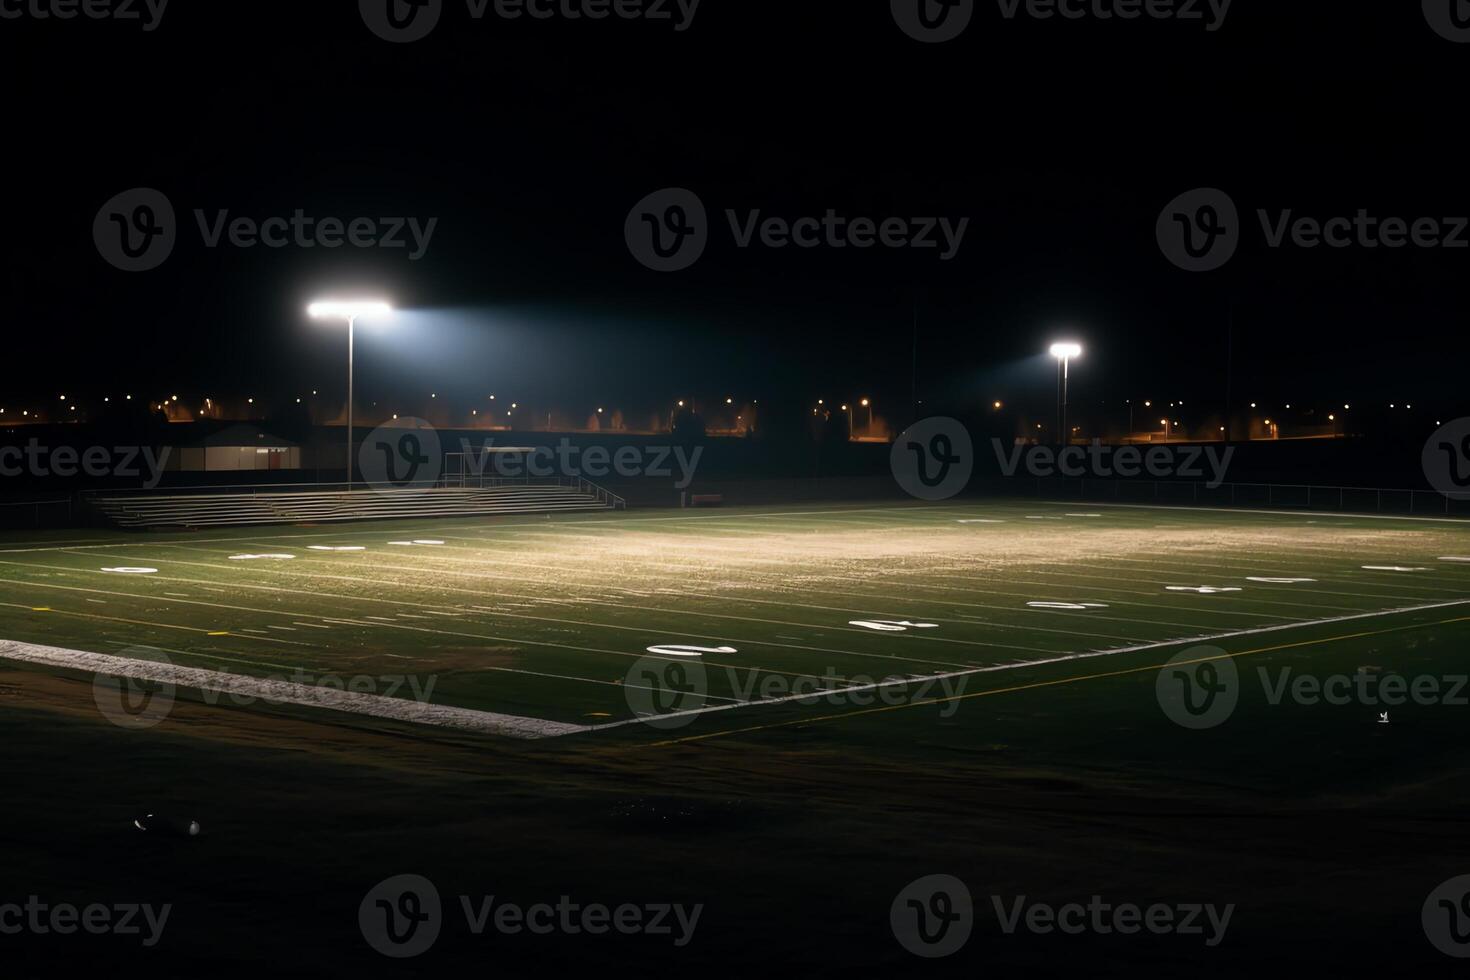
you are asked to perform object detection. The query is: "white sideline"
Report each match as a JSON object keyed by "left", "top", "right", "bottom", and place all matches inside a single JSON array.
[
  {"left": 0, "top": 639, "right": 587, "bottom": 740},
  {"left": 5, "top": 599, "right": 1469, "bottom": 740},
  {"left": 585, "top": 597, "right": 1470, "bottom": 731}
]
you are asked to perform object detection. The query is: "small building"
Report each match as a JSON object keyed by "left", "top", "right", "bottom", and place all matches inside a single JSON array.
[{"left": 166, "top": 424, "right": 302, "bottom": 473}]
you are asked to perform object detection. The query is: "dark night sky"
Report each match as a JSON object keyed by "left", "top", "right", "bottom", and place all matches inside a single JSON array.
[{"left": 5, "top": 1, "right": 1466, "bottom": 421}]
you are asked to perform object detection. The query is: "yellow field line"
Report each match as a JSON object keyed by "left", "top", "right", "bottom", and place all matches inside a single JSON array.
[{"left": 642, "top": 614, "right": 1470, "bottom": 747}]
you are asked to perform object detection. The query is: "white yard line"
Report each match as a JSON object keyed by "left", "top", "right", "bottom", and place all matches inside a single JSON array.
[
  {"left": 0, "top": 639, "right": 584, "bottom": 739},
  {"left": 585, "top": 597, "right": 1470, "bottom": 732}
]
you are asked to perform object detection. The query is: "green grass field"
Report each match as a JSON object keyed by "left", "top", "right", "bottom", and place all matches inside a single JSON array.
[
  {"left": 4, "top": 499, "right": 1470, "bottom": 974},
  {"left": 1, "top": 499, "right": 1468, "bottom": 742}
]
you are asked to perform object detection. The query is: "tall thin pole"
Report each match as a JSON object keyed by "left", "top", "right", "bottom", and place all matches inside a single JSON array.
[
  {"left": 347, "top": 315, "right": 355, "bottom": 491},
  {"left": 1062, "top": 356, "right": 1070, "bottom": 445}
]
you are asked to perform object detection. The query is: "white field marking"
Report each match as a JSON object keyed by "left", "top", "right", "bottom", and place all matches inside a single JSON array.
[
  {"left": 413, "top": 539, "right": 445, "bottom": 545},
  {"left": 194, "top": 532, "right": 1246, "bottom": 631},
  {"left": 1025, "top": 516, "right": 1063, "bottom": 521},
  {"left": 586, "top": 597, "right": 1470, "bottom": 733},
  {"left": 387, "top": 541, "right": 416, "bottom": 546},
  {"left": 1065, "top": 513, "right": 1103, "bottom": 518},
  {"left": 68, "top": 535, "right": 1306, "bottom": 657},
  {"left": 77, "top": 551, "right": 1054, "bottom": 663},
  {"left": 163, "top": 592, "right": 189, "bottom": 598},
  {"left": 101, "top": 640, "right": 309, "bottom": 673},
  {"left": 0, "top": 562, "right": 896, "bottom": 692},
  {"left": 1439, "top": 557, "right": 1470, "bottom": 562},
  {"left": 0, "top": 639, "right": 586, "bottom": 739},
  {"left": 646, "top": 644, "right": 737, "bottom": 658},
  {"left": 1166, "top": 586, "right": 1244, "bottom": 594},
  {"left": 1053, "top": 499, "right": 1470, "bottom": 526},
  {"left": 228, "top": 554, "right": 295, "bottom": 561},
  {"left": 292, "top": 622, "right": 330, "bottom": 629},
  {"left": 1087, "top": 554, "right": 1465, "bottom": 603},
  {"left": 0, "top": 504, "right": 970, "bottom": 556},
  {"left": 141, "top": 542, "right": 1278, "bottom": 648},
  {"left": 1027, "top": 602, "right": 1109, "bottom": 611},
  {"left": 0, "top": 599, "right": 282, "bottom": 652},
  {"left": 253, "top": 540, "right": 1246, "bottom": 639},
  {"left": 1362, "top": 566, "right": 1427, "bottom": 573},
  {"left": 308, "top": 545, "right": 365, "bottom": 552},
  {"left": 957, "top": 519, "right": 1006, "bottom": 524},
  {"left": 1247, "top": 577, "right": 1318, "bottom": 584},
  {"left": 981, "top": 560, "right": 1381, "bottom": 611},
  {"left": 101, "top": 567, "right": 157, "bottom": 575},
  {"left": 371, "top": 526, "right": 1397, "bottom": 616},
  {"left": 848, "top": 620, "right": 940, "bottom": 632}
]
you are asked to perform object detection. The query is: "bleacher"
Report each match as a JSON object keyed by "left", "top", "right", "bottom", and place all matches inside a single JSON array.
[{"left": 88, "top": 482, "right": 623, "bottom": 529}]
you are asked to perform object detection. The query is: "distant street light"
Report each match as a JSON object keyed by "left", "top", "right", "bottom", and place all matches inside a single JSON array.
[
  {"left": 308, "top": 299, "right": 392, "bottom": 490},
  {"left": 1049, "top": 342, "right": 1082, "bottom": 444}
]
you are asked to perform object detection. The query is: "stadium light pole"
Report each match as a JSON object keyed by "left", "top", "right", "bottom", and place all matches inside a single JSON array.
[
  {"left": 308, "top": 300, "right": 392, "bottom": 490},
  {"left": 1049, "top": 342, "right": 1082, "bottom": 445}
]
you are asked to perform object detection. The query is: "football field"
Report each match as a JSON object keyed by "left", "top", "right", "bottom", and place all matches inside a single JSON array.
[{"left": 0, "top": 499, "right": 1468, "bottom": 741}]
